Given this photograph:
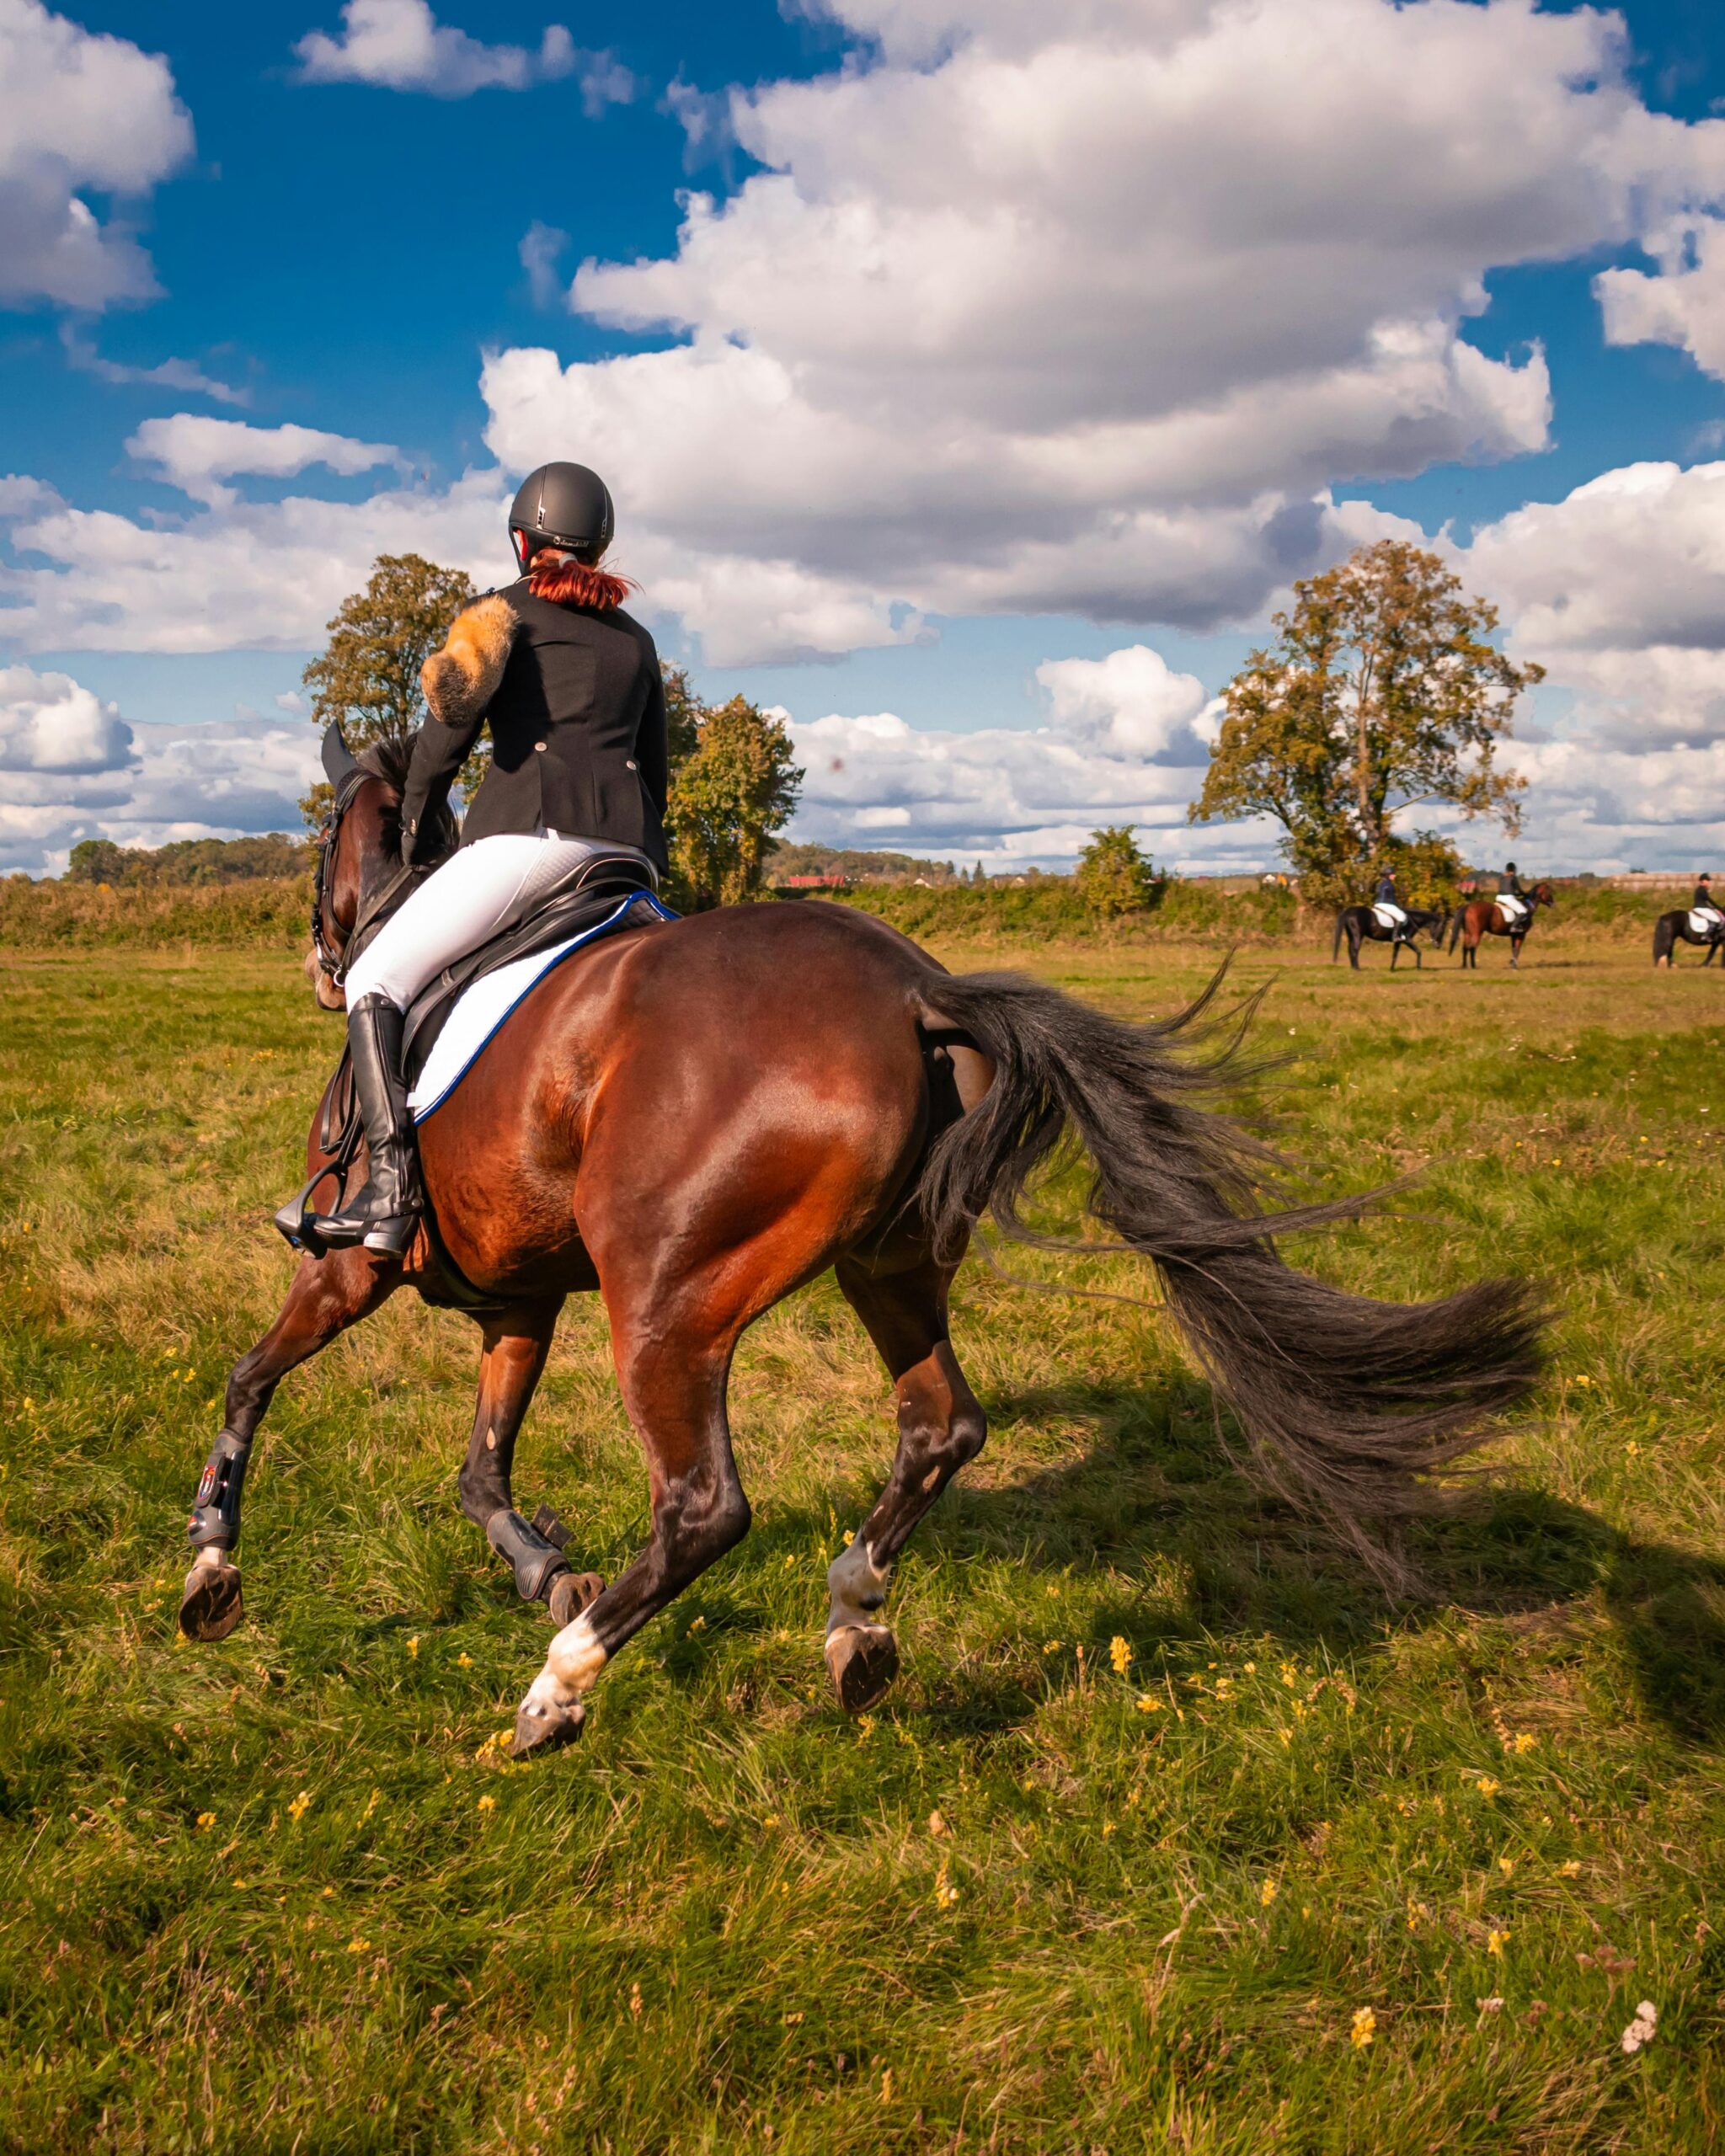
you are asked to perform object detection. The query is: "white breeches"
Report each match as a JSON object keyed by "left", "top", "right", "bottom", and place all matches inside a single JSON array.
[{"left": 344, "top": 832, "right": 649, "bottom": 1011}]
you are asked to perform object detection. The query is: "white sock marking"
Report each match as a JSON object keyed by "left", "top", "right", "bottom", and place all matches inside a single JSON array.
[
  {"left": 519, "top": 1610, "right": 607, "bottom": 1724},
  {"left": 826, "top": 1534, "right": 891, "bottom": 1639}
]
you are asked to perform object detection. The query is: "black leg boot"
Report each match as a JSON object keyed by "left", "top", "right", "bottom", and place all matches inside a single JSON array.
[{"left": 313, "top": 995, "right": 424, "bottom": 1255}]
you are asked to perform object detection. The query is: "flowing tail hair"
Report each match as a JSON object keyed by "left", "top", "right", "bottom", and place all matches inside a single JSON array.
[
  {"left": 1332, "top": 909, "right": 1348, "bottom": 963},
  {"left": 913, "top": 967, "right": 1545, "bottom": 1587},
  {"left": 1653, "top": 913, "right": 1678, "bottom": 967}
]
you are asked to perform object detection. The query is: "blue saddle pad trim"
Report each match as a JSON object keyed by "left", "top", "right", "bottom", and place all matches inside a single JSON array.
[{"left": 410, "top": 889, "right": 678, "bottom": 1126}]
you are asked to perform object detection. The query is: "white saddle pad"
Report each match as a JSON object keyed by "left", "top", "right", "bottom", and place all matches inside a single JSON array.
[
  {"left": 1690, "top": 908, "right": 1723, "bottom": 937},
  {"left": 1371, "top": 903, "right": 1407, "bottom": 930},
  {"left": 1496, "top": 894, "right": 1527, "bottom": 921},
  {"left": 408, "top": 892, "right": 672, "bottom": 1123}
]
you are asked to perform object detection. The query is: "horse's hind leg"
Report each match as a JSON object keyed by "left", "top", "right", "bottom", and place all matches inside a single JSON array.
[
  {"left": 455, "top": 1299, "right": 603, "bottom": 1625},
  {"left": 824, "top": 1249, "right": 987, "bottom": 1712},
  {"left": 512, "top": 1301, "right": 753, "bottom": 1758},
  {"left": 179, "top": 1249, "right": 399, "bottom": 1640}
]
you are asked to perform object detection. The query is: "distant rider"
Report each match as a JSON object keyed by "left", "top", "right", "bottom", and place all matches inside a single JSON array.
[
  {"left": 1373, "top": 866, "right": 1407, "bottom": 931},
  {"left": 296, "top": 461, "right": 670, "bottom": 1255},
  {"left": 1498, "top": 861, "right": 1529, "bottom": 923},
  {"left": 1694, "top": 873, "right": 1721, "bottom": 918}
]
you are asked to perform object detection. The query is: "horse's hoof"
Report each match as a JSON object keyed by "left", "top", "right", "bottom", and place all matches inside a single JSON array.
[
  {"left": 825, "top": 1624, "right": 899, "bottom": 1714},
  {"left": 547, "top": 1571, "right": 605, "bottom": 1628},
  {"left": 179, "top": 1561, "right": 243, "bottom": 1642},
  {"left": 510, "top": 1696, "right": 585, "bottom": 1760}
]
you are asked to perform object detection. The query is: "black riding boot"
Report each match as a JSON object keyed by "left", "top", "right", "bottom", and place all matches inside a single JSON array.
[{"left": 313, "top": 995, "right": 423, "bottom": 1255}]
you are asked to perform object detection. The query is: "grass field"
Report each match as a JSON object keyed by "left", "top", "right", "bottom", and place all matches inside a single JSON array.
[{"left": 3, "top": 923, "right": 1724, "bottom": 2153}]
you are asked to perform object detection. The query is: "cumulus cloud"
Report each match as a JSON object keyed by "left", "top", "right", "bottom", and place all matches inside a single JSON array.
[
  {"left": 126, "top": 415, "right": 403, "bottom": 507},
  {"left": 60, "top": 323, "right": 249, "bottom": 407},
  {"left": 1463, "top": 461, "right": 1725, "bottom": 749},
  {"left": 0, "top": 661, "right": 320, "bottom": 874},
  {"left": 0, "top": 466, "right": 507, "bottom": 653},
  {"left": 0, "top": 0, "right": 193, "bottom": 308},
  {"left": 478, "top": 0, "right": 1725, "bottom": 664},
  {"left": 294, "top": 0, "right": 633, "bottom": 104},
  {"left": 1596, "top": 217, "right": 1725, "bottom": 380}
]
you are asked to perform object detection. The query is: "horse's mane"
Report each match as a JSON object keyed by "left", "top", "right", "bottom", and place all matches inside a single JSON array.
[{"left": 353, "top": 732, "right": 458, "bottom": 860}]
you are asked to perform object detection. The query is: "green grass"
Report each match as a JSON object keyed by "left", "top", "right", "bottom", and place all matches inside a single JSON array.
[{"left": 3, "top": 932, "right": 1724, "bottom": 2153}]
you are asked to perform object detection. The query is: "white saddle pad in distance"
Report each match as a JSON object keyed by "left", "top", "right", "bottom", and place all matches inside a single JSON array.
[{"left": 1371, "top": 903, "right": 1407, "bottom": 929}]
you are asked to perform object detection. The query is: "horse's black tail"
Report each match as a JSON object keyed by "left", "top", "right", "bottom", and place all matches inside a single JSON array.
[
  {"left": 913, "top": 968, "right": 1545, "bottom": 1587},
  {"left": 1447, "top": 907, "right": 1464, "bottom": 953},
  {"left": 1653, "top": 913, "right": 1676, "bottom": 967}
]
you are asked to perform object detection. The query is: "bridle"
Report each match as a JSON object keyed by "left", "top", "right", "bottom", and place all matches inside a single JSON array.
[{"left": 308, "top": 763, "right": 435, "bottom": 988}]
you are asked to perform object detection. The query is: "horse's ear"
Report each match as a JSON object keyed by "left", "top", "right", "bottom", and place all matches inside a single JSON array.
[{"left": 321, "top": 720, "right": 361, "bottom": 791}]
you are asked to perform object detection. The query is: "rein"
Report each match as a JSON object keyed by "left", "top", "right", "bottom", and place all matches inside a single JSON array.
[{"left": 309, "top": 768, "right": 441, "bottom": 988}]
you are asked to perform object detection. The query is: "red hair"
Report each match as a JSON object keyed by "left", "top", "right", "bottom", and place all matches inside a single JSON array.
[{"left": 526, "top": 552, "right": 634, "bottom": 611}]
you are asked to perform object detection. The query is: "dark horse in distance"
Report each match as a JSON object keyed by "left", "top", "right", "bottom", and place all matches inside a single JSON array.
[
  {"left": 1449, "top": 883, "right": 1555, "bottom": 969},
  {"left": 179, "top": 735, "right": 1544, "bottom": 1758},
  {"left": 1653, "top": 907, "right": 1725, "bottom": 968},
  {"left": 1332, "top": 904, "right": 1448, "bottom": 971}
]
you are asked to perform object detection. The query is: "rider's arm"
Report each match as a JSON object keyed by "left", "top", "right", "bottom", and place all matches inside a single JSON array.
[
  {"left": 636, "top": 653, "right": 670, "bottom": 823},
  {"left": 401, "top": 597, "right": 517, "bottom": 860}
]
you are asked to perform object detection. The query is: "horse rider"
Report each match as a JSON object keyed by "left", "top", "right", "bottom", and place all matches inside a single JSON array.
[
  {"left": 1498, "top": 860, "right": 1530, "bottom": 925},
  {"left": 294, "top": 461, "right": 671, "bottom": 1255},
  {"left": 1373, "top": 864, "right": 1407, "bottom": 934},
  {"left": 1694, "top": 872, "right": 1722, "bottom": 926}
]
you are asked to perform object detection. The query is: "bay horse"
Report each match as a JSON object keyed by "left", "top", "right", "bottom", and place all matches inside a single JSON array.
[
  {"left": 1449, "top": 883, "right": 1555, "bottom": 969},
  {"left": 179, "top": 733, "right": 1543, "bottom": 1759},
  {"left": 1653, "top": 909, "right": 1725, "bottom": 968},
  {"left": 1332, "top": 905, "right": 1448, "bottom": 971}
]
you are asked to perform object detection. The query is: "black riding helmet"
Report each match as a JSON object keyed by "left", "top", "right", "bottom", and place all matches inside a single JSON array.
[{"left": 508, "top": 462, "right": 615, "bottom": 572}]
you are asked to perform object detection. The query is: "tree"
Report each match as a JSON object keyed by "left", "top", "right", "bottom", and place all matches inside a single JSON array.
[
  {"left": 667, "top": 695, "right": 804, "bottom": 909},
  {"left": 298, "top": 553, "right": 476, "bottom": 827},
  {"left": 1188, "top": 540, "right": 1541, "bottom": 905},
  {"left": 1076, "top": 825, "right": 1157, "bottom": 922}
]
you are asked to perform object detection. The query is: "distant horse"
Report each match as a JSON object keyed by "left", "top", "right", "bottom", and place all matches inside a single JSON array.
[
  {"left": 1449, "top": 883, "right": 1555, "bottom": 970},
  {"left": 1653, "top": 908, "right": 1725, "bottom": 968},
  {"left": 1332, "top": 905, "right": 1448, "bottom": 971},
  {"left": 178, "top": 728, "right": 1544, "bottom": 1758}
]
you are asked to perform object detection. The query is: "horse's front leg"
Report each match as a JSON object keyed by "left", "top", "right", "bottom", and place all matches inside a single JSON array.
[
  {"left": 825, "top": 1250, "right": 987, "bottom": 1712},
  {"left": 1510, "top": 934, "right": 1524, "bottom": 970},
  {"left": 179, "top": 1249, "right": 400, "bottom": 1640},
  {"left": 512, "top": 1301, "right": 752, "bottom": 1758},
  {"left": 456, "top": 1299, "right": 603, "bottom": 1625}
]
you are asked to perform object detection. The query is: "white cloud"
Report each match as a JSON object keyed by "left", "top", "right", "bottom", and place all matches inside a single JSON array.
[
  {"left": 0, "top": 467, "right": 508, "bottom": 653},
  {"left": 1033, "top": 645, "right": 1210, "bottom": 760},
  {"left": 0, "top": 0, "right": 193, "bottom": 308},
  {"left": 293, "top": 1, "right": 632, "bottom": 104},
  {"left": 0, "top": 663, "right": 320, "bottom": 873},
  {"left": 1596, "top": 216, "right": 1725, "bottom": 381},
  {"left": 476, "top": 0, "right": 1725, "bottom": 664},
  {"left": 1463, "top": 461, "right": 1725, "bottom": 749},
  {"left": 0, "top": 662, "right": 130, "bottom": 773},
  {"left": 519, "top": 221, "right": 569, "bottom": 309},
  {"left": 126, "top": 415, "right": 403, "bottom": 506},
  {"left": 60, "top": 323, "right": 249, "bottom": 406}
]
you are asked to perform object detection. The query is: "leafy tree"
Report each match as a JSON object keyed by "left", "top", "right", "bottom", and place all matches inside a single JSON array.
[
  {"left": 1075, "top": 825, "right": 1157, "bottom": 922},
  {"left": 1188, "top": 540, "right": 1541, "bottom": 905},
  {"left": 660, "top": 662, "right": 704, "bottom": 771},
  {"left": 298, "top": 553, "right": 476, "bottom": 828},
  {"left": 668, "top": 695, "right": 804, "bottom": 909}
]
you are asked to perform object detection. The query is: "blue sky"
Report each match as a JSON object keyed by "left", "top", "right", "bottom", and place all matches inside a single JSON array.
[{"left": 4, "top": 0, "right": 1725, "bottom": 873}]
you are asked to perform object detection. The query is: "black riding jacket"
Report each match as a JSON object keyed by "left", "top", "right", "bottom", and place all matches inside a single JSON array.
[
  {"left": 1500, "top": 873, "right": 1527, "bottom": 901},
  {"left": 1695, "top": 884, "right": 1718, "bottom": 911},
  {"left": 402, "top": 581, "right": 670, "bottom": 875}
]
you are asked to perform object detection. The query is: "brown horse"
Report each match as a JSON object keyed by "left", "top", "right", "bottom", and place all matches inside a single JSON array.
[
  {"left": 1448, "top": 883, "right": 1555, "bottom": 969},
  {"left": 179, "top": 739, "right": 1543, "bottom": 1758}
]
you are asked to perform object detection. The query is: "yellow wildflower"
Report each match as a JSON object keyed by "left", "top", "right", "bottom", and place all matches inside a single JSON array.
[
  {"left": 1475, "top": 1776, "right": 1500, "bottom": 1797},
  {"left": 1509, "top": 1732, "right": 1536, "bottom": 1754},
  {"left": 286, "top": 1790, "right": 311, "bottom": 1824},
  {"left": 1109, "top": 1636, "right": 1133, "bottom": 1677},
  {"left": 934, "top": 1861, "right": 959, "bottom": 1910},
  {"left": 1406, "top": 1902, "right": 1430, "bottom": 1932},
  {"left": 406, "top": 1636, "right": 419, "bottom": 1658},
  {"left": 457, "top": 1653, "right": 472, "bottom": 1668},
  {"left": 195, "top": 1812, "right": 216, "bottom": 1833},
  {"left": 1487, "top": 1928, "right": 1509, "bottom": 1957},
  {"left": 1259, "top": 1878, "right": 1278, "bottom": 1908},
  {"left": 1350, "top": 2007, "right": 1375, "bottom": 2050},
  {"left": 1135, "top": 1694, "right": 1162, "bottom": 1713},
  {"left": 1498, "top": 1857, "right": 1514, "bottom": 1877},
  {"left": 1560, "top": 1860, "right": 1583, "bottom": 1877},
  {"left": 346, "top": 1936, "right": 369, "bottom": 1954},
  {"left": 477, "top": 1794, "right": 495, "bottom": 1815}
]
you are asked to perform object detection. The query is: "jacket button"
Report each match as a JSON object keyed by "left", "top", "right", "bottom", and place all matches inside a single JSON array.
[
  {"left": 534, "top": 741, "right": 547, "bottom": 752},
  {"left": 625, "top": 758, "right": 637, "bottom": 771}
]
